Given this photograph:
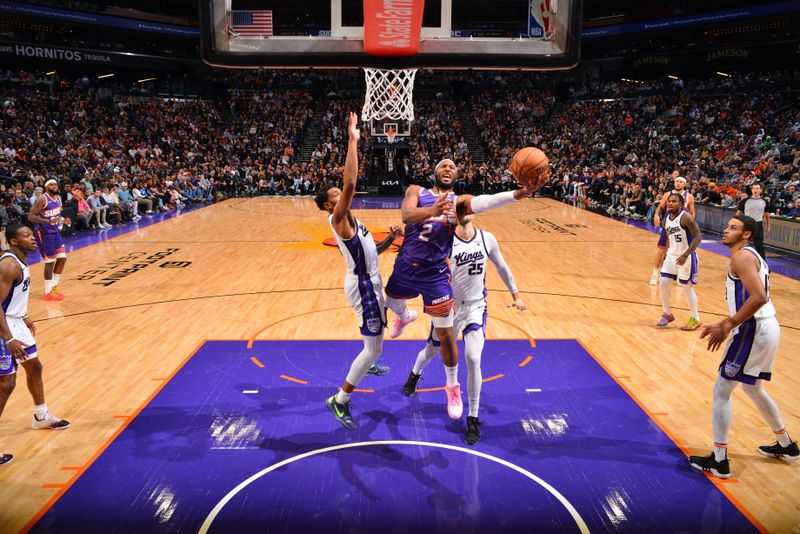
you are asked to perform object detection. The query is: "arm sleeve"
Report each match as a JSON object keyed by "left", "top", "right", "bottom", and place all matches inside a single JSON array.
[{"left": 484, "top": 231, "right": 518, "bottom": 295}]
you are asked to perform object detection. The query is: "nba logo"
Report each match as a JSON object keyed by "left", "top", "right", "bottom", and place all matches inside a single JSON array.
[{"left": 528, "top": 0, "right": 552, "bottom": 39}]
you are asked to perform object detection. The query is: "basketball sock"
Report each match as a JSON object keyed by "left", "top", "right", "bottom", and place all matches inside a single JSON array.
[
  {"left": 741, "top": 382, "right": 788, "bottom": 445},
  {"left": 659, "top": 278, "right": 672, "bottom": 313},
  {"left": 52, "top": 274, "right": 61, "bottom": 288},
  {"left": 713, "top": 443, "right": 728, "bottom": 462},
  {"left": 335, "top": 390, "right": 352, "bottom": 405},
  {"left": 344, "top": 335, "right": 383, "bottom": 389},
  {"left": 385, "top": 297, "right": 409, "bottom": 321},
  {"left": 44, "top": 279, "right": 53, "bottom": 294},
  {"left": 773, "top": 429, "right": 792, "bottom": 447},
  {"left": 464, "top": 330, "right": 484, "bottom": 418},
  {"left": 444, "top": 364, "right": 458, "bottom": 387},
  {"left": 34, "top": 403, "right": 48, "bottom": 421},
  {"left": 412, "top": 342, "right": 438, "bottom": 376},
  {"left": 681, "top": 285, "right": 699, "bottom": 320},
  {"left": 712, "top": 375, "right": 737, "bottom": 448}
]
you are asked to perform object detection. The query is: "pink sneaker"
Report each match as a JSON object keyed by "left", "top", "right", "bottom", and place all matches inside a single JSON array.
[
  {"left": 388, "top": 310, "right": 417, "bottom": 339},
  {"left": 445, "top": 384, "right": 463, "bottom": 419}
]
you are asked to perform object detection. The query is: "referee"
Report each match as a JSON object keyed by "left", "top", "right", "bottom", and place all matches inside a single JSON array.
[{"left": 736, "top": 182, "right": 770, "bottom": 259}]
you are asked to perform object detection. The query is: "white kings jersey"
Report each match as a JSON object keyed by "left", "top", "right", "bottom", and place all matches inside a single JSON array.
[
  {"left": 0, "top": 253, "right": 30, "bottom": 318},
  {"left": 329, "top": 215, "right": 380, "bottom": 279},
  {"left": 450, "top": 229, "right": 517, "bottom": 302},
  {"left": 726, "top": 246, "right": 776, "bottom": 320},
  {"left": 665, "top": 211, "right": 693, "bottom": 256}
]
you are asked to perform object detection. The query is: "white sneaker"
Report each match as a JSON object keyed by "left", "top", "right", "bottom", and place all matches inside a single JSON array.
[
  {"left": 31, "top": 413, "right": 71, "bottom": 430},
  {"left": 445, "top": 384, "right": 463, "bottom": 419},
  {"left": 388, "top": 310, "right": 417, "bottom": 339}
]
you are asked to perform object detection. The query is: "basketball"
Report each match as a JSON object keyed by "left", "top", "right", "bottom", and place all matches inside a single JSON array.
[{"left": 510, "top": 147, "right": 550, "bottom": 188}]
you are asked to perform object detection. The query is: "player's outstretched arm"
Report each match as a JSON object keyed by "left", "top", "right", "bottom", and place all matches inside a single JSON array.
[
  {"left": 332, "top": 112, "right": 360, "bottom": 228},
  {"left": 459, "top": 182, "right": 538, "bottom": 217},
  {"left": 0, "top": 259, "right": 26, "bottom": 360},
  {"left": 700, "top": 251, "right": 767, "bottom": 351},
  {"left": 484, "top": 232, "right": 525, "bottom": 310}
]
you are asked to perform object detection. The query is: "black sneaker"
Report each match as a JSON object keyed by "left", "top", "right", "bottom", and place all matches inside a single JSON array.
[
  {"left": 325, "top": 395, "right": 357, "bottom": 430},
  {"left": 402, "top": 371, "right": 421, "bottom": 397},
  {"left": 0, "top": 453, "right": 12, "bottom": 466},
  {"left": 757, "top": 441, "right": 800, "bottom": 462},
  {"left": 688, "top": 453, "right": 731, "bottom": 479},
  {"left": 465, "top": 416, "right": 481, "bottom": 445}
]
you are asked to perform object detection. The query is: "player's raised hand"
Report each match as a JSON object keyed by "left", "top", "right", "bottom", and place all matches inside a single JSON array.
[
  {"left": 348, "top": 112, "right": 360, "bottom": 142},
  {"left": 431, "top": 193, "right": 454, "bottom": 217}
]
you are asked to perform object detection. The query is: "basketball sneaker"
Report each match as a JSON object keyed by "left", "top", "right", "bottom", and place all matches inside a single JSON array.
[
  {"left": 388, "top": 310, "right": 417, "bottom": 339},
  {"left": 688, "top": 453, "right": 731, "bottom": 479},
  {"left": 757, "top": 441, "right": 800, "bottom": 462},
  {"left": 52, "top": 286, "right": 64, "bottom": 299},
  {"left": 465, "top": 416, "right": 481, "bottom": 445},
  {"left": 681, "top": 317, "right": 703, "bottom": 331},
  {"left": 325, "top": 395, "right": 357, "bottom": 430},
  {"left": 31, "top": 413, "right": 71, "bottom": 430},
  {"left": 402, "top": 371, "right": 422, "bottom": 397},
  {"left": 43, "top": 290, "right": 64, "bottom": 302},
  {"left": 445, "top": 384, "right": 463, "bottom": 419},
  {"left": 656, "top": 312, "right": 675, "bottom": 327},
  {"left": 0, "top": 453, "right": 12, "bottom": 466},
  {"left": 367, "top": 362, "right": 390, "bottom": 376}
]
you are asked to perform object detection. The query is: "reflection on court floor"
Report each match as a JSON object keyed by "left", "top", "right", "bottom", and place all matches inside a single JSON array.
[{"left": 31, "top": 340, "right": 757, "bottom": 533}]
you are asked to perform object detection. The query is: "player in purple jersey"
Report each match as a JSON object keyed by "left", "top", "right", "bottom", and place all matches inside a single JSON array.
[
  {"left": 27, "top": 180, "right": 69, "bottom": 301},
  {"left": 385, "top": 158, "right": 546, "bottom": 419},
  {"left": 315, "top": 113, "right": 401, "bottom": 429}
]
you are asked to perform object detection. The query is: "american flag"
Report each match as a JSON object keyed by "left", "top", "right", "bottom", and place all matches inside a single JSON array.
[{"left": 232, "top": 10, "right": 273, "bottom": 37}]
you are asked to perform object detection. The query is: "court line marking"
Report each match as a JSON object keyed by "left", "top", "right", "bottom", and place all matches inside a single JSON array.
[
  {"left": 576, "top": 338, "right": 767, "bottom": 534},
  {"left": 242, "top": 390, "right": 258, "bottom": 394},
  {"left": 279, "top": 374, "right": 308, "bottom": 385},
  {"left": 526, "top": 388, "right": 542, "bottom": 392},
  {"left": 519, "top": 355, "right": 533, "bottom": 367},
  {"left": 198, "top": 440, "right": 589, "bottom": 534},
  {"left": 19, "top": 340, "right": 207, "bottom": 534},
  {"left": 250, "top": 356, "right": 265, "bottom": 368},
  {"left": 28, "top": 286, "right": 800, "bottom": 332}
]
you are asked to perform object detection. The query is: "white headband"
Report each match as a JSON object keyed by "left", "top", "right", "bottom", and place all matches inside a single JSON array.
[
  {"left": 44, "top": 179, "right": 58, "bottom": 187},
  {"left": 434, "top": 159, "right": 455, "bottom": 173}
]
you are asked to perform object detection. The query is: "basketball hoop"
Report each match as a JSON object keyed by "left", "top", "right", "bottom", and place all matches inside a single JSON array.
[
  {"left": 386, "top": 129, "right": 397, "bottom": 144},
  {"left": 362, "top": 68, "right": 417, "bottom": 123}
]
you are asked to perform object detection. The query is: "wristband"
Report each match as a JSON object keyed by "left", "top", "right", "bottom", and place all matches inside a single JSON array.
[{"left": 4, "top": 337, "right": 16, "bottom": 344}]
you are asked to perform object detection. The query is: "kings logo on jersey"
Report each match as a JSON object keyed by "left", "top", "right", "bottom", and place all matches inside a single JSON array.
[{"left": 366, "top": 316, "right": 382, "bottom": 334}]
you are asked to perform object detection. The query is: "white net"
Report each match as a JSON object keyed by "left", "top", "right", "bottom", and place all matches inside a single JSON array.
[{"left": 361, "top": 68, "right": 418, "bottom": 122}]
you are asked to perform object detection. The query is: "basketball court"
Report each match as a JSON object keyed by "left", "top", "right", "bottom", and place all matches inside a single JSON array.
[{"left": 1, "top": 197, "right": 798, "bottom": 532}]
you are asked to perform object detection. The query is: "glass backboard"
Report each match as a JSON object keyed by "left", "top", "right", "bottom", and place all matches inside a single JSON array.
[{"left": 200, "top": 0, "right": 582, "bottom": 70}]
